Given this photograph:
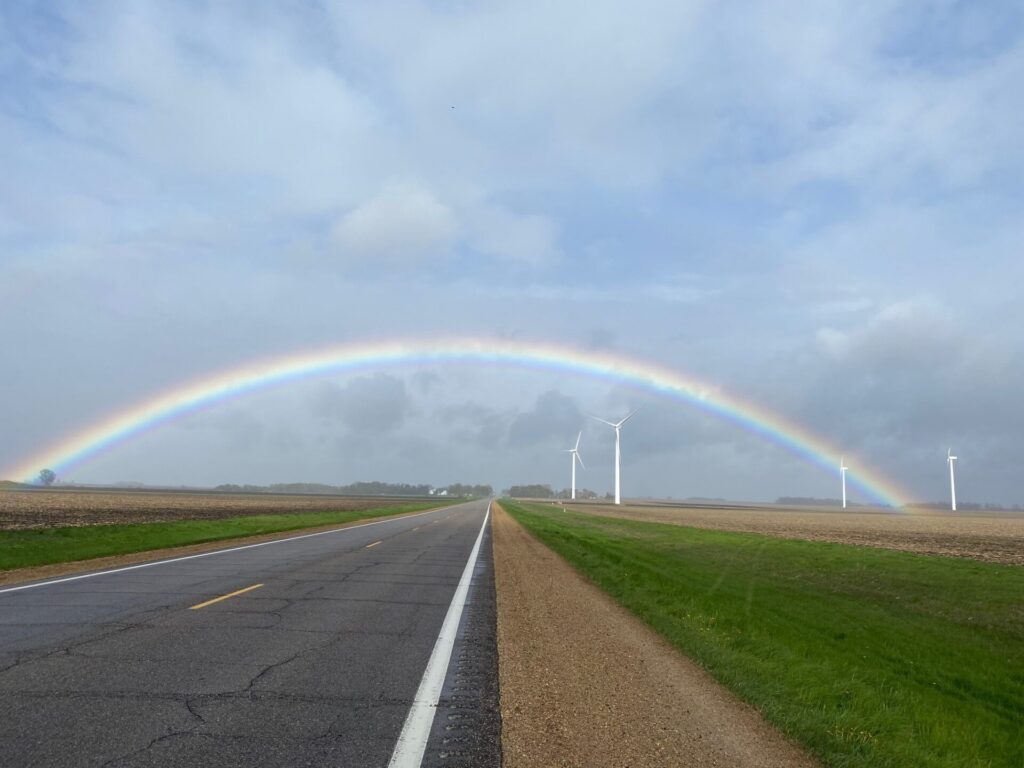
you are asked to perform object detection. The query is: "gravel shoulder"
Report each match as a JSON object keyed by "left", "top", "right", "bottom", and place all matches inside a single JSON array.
[
  {"left": 567, "top": 502, "right": 1024, "bottom": 565},
  {"left": 492, "top": 503, "right": 817, "bottom": 768}
]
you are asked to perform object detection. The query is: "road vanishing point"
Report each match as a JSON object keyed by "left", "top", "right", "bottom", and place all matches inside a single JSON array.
[{"left": 0, "top": 499, "right": 500, "bottom": 767}]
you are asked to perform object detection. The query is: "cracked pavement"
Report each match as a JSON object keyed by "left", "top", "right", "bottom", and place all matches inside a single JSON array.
[{"left": 0, "top": 500, "right": 500, "bottom": 767}]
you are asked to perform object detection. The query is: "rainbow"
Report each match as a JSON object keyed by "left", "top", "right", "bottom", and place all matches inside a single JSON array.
[{"left": 2, "top": 337, "right": 912, "bottom": 506}]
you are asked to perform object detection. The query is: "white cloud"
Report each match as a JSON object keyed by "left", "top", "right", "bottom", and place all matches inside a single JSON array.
[
  {"left": 49, "top": 4, "right": 385, "bottom": 214},
  {"left": 331, "top": 183, "right": 457, "bottom": 265},
  {"left": 816, "top": 298, "right": 952, "bottom": 363},
  {"left": 466, "top": 205, "right": 560, "bottom": 266}
]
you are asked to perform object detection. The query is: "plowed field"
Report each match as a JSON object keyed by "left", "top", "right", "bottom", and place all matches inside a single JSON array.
[
  {"left": 567, "top": 501, "right": 1024, "bottom": 565},
  {"left": 0, "top": 489, "right": 422, "bottom": 530}
]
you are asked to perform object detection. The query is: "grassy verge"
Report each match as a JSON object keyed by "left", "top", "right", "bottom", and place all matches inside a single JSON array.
[
  {"left": 0, "top": 501, "right": 450, "bottom": 571},
  {"left": 501, "top": 499, "right": 1024, "bottom": 768}
]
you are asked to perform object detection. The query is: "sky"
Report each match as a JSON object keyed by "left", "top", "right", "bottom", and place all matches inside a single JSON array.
[{"left": 2, "top": 1, "right": 1023, "bottom": 504}]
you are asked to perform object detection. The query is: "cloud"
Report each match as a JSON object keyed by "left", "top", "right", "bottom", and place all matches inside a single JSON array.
[
  {"left": 466, "top": 205, "right": 560, "bottom": 265},
  {"left": 508, "top": 390, "right": 582, "bottom": 446},
  {"left": 436, "top": 402, "right": 510, "bottom": 448},
  {"left": 45, "top": 4, "right": 385, "bottom": 215},
  {"left": 331, "top": 183, "right": 457, "bottom": 265},
  {"left": 790, "top": 298, "right": 1024, "bottom": 497},
  {"left": 176, "top": 408, "right": 265, "bottom": 453},
  {"left": 312, "top": 374, "right": 411, "bottom": 434},
  {"left": 815, "top": 299, "right": 954, "bottom": 365}
]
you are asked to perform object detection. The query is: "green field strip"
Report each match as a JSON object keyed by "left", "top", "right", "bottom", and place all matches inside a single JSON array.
[
  {"left": 501, "top": 500, "right": 1024, "bottom": 768},
  {"left": 0, "top": 501, "right": 451, "bottom": 571}
]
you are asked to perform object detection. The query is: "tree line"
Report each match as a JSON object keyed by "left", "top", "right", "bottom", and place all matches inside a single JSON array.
[
  {"left": 213, "top": 481, "right": 493, "bottom": 497},
  {"left": 504, "top": 484, "right": 600, "bottom": 499}
]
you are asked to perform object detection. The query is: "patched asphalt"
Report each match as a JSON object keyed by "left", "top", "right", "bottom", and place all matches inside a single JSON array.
[{"left": 0, "top": 499, "right": 499, "bottom": 767}]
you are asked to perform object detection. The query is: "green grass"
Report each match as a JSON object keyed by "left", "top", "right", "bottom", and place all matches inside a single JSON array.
[
  {"left": 0, "top": 501, "right": 449, "bottom": 571},
  {"left": 501, "top": 500, "right": 1024, "bottom": 768}
]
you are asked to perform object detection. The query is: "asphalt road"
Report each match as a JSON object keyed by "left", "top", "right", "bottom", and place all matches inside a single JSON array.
[{"left": 0, "top": 499, "right": 500, "bottom": 767}]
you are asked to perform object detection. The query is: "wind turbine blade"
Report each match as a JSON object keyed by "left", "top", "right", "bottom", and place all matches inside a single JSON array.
[
  {"left": 576, "top": 453, "right": 585, "bottom": 469},
  {"left": 616, "top": 407, "right": 641, "bottom": 427},
  {"left": 589, "top": 414, "right": 617, "bottom": 427},
  {"left": 574, "top": 431, "right": 582, "bottom": 451}
]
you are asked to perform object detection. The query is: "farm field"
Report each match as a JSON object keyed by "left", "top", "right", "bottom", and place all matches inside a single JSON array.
[
  {"left": 0, "top": 489, "right": 449, "bottom": 573},
  {"left": 502, "top": 500, "right": 1024, "bottom": 768},
  {"left": 0, "top": 487, "right": 430, "bottom": 530},
  {"left": 566, "top": 501, "right": 1024, "bottom": 565}
]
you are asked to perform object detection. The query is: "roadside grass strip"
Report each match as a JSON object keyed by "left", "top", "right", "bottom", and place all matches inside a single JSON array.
[
  {"left": 0, "top": 502, "right": 448, "bottom": 571},
  {"left": 501, "top": 500, "right": 1024, "bottom": 768}
]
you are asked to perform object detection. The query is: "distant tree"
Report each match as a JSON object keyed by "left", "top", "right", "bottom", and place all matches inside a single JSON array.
[
  {"left": 554, "top": 487, "right": 598, "bottom": 499},
  {"left": 438, "top": 483, "right": 493, "bottom": 498},
  {"left": 508, "top": 484, "right": 554, "bottom": 498},
  {"left": 38, "top": 469, "right": 57, "bottom": 486}
]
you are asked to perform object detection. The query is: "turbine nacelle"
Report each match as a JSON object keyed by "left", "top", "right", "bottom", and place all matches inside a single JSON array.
[
  {"left": 590, "top": 408, "right": 639, "bottom": 431},
  {"left": 562, "top": 431, "right": 584, "bottom": 467},
  {"left": 561, "top": 448, "right": 585, "bottom": 468}
]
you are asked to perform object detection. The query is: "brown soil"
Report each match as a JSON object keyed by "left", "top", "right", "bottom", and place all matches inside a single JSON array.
[
  {"left": 0, "top": 504, "right": 440, "bottom": 588},
  {"left": 492, "top": 503, "right": 817, "bottom": 768},
  {"left": 567, "top": 502, "right": 1024, "bottom": 566},
  {"left": 0, "top": 488, "right": 418, "bottom": 530}
]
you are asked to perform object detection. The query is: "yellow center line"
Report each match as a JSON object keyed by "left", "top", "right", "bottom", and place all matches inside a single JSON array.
[
  {"left": 189, "top": 583, "right": 263, "bottom": 610},
  {"left": 366, "top": 540, "right": 382, "bottom": 548}
]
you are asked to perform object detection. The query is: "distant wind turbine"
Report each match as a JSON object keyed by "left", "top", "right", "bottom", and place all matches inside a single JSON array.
[
  {"left": 591, "top": 409, "right": 639, "bottom": 505},
  {"left": 562, "top": 432, "right": 584, "bottom": 501},
  {"left": 947, "top": 448, "right": 957, "bottom": 511},
  {"left": 840, "top": 456, "right": 848, "bottom": 509}
]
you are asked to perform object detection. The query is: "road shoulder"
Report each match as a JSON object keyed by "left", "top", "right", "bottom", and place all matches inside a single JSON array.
[{"left": 492, "top": 502, "right": 817, "bottom": 768}]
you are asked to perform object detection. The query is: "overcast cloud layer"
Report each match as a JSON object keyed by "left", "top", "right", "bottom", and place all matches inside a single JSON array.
[{"left": 2, "top": 2, "right": 1022, "bottom": 504}]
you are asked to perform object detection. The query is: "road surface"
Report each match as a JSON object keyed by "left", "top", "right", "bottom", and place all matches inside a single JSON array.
[{"left": 0, "top": 499, "right": 499, "bottom": 767}]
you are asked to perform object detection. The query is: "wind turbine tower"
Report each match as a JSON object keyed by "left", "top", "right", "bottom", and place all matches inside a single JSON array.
[
  {"left": 840, "top": 456, "right": 848, "bottom": 509},
  {"left": 563, "top": 432, "right": 584, "bottom": 500},
  {"left": 947, "top": 448, "right": 957, "bottom": 511},
  {"left": 592, "top": 410, "right": 638, "bottom": 505}
]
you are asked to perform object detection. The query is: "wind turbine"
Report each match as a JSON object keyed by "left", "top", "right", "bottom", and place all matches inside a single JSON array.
[
  {"left": 591, "top": 409, "right": 638, "bottom": 505},
  {"left": 840, "top": 456, "right": 848, "bottom": 509},
  {"left": 562, "top": 432, "right": 584, "bottom": 500},
  {"left": 947, "top": 448, "right": 957, "bottom": 511}
]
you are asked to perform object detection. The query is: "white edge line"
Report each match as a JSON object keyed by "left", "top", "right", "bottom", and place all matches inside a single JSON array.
[
  {"left": 387, "top": 501, "right": 491, "bottom": 768},
  {"left": 0, "top": 505, "right": 453, "bottom": 596}
]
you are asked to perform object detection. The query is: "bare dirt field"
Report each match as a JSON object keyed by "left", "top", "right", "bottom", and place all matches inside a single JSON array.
[
  {"left": 565, "top": 501, "right": 1024, "bottom": 566},
  {"left": 0, "top": 488, "right": 423, "bottom": 530},
  {"left": 493, "top": 503, "right": 816, "bottom": 768}
]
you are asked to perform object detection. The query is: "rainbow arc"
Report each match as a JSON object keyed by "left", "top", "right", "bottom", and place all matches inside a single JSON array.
[{"left": 2, "top": 337, "right": 912, "bottom": 507}]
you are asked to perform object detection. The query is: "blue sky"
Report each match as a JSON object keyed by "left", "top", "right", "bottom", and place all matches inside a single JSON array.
[{"left": 2, "top": 1, "right": 1023, "bottom": 503}]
